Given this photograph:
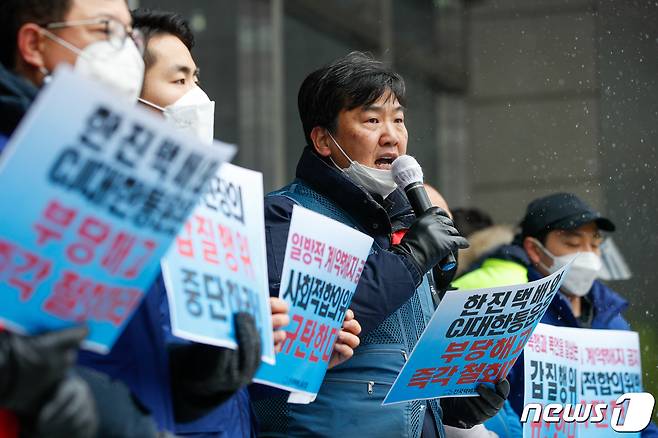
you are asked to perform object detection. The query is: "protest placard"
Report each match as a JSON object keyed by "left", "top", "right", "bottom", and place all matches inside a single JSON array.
[
  {"left": 0, "top": 66, "right": 235, "bottom": 353},
  {"left": 523, "top": 323, "right": 643, "bottom": 438},
  {"left": 383, "top": 262, "right": 570, "bottom": 405},
  {"left": 253, "top": 205, "right": 373, "bottom": 402},
  {"left": 161, "top": 162, "right": 275, "bottom": 363}
]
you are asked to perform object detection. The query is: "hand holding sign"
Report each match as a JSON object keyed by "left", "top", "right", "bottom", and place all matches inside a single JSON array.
[
  {"left": 328, "top": 308, "right": 361, "bottom": 370},
  {"left": 0, "top": 66, "right": 235, "bottom": 353},
  {"left": 254, "top": 205, "right": 373, "bottom": 402},
  {"left": 169, "top": 312, "right": 262, "bottom": 423},
  {"left": 0, "top": 326, "right": 87, "bottom": 413},
  {"left": 441, "top": 379, "right": 510, "bottom": 428},
  {"left": 162, "top": 163, "right": 275, "bottom": 363},
  {"left": 271, "top": 297, "right": 290, "bottom": 353},
  {"left": 384, "top": 261, "right": 571, "bottom": 405}
]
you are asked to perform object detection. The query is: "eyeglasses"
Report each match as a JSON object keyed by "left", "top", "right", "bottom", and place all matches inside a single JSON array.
[{"left": 43, "top": 17, "right": 144, "bottom": 55}]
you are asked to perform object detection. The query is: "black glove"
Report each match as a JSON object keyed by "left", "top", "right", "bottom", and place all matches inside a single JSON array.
[
  {"left": 432, "top": 254, "right": 458, "bottom": 292},
  {"left": 440, "top": 380, "right": 510, "bottom": 429},
  {"left": 391, "top": 207, "right": 469, "bottom": 285},
  {"left": 0, "top": 326, "right": 87, "bottom": 413},
  {"left": 23, "top": 375, "right": 98, "bottom": 438},
  {"left": 169, "top": 312, "right": 262, "bottom": 423}
]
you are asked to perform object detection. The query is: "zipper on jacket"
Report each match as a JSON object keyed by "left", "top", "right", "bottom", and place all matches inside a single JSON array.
[
  {"left": 367, "top": 381, "right": 374, "bottom": 394},
  {"left": 401, "top": 350, "right": 408, "bottom": 361}
]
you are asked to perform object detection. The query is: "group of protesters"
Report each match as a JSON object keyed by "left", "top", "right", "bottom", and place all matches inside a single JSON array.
[{"left": 0, "top": 1, "right": 655, "bottom": 437}]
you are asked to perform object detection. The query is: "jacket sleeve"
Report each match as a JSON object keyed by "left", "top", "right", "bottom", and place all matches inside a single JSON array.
[
  {"left": 482, "top": 400, "right": 522, "bottom": 438},
  {"left": 265, "top": 195, "right": 419, "bottom": 336}
]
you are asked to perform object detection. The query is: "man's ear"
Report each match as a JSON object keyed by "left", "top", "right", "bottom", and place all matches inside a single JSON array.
[
  {"left": 310, "top": 126, "right": 332, "bottom": 158},
  {"left": 523, "top": 236, "right": 543, "bottom": 265},
  {"left": 16, "top": 23, "right": 48, "bottom": 70}
]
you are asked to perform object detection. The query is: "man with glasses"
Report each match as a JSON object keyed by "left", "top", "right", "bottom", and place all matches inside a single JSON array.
[
  {"left": 0, "top": 1, "right": 171, "bottom": 437},
  {"left": 1, "top": 0, "right": 144, "bottom": 103},
  {"left": 453, "top": 193, "right": 658, "bottom": 437}
]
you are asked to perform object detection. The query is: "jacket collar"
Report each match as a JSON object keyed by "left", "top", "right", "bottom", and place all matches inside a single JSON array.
[
  {"left": 295, "top": 146, "right": 414, "bottom": 235},
  {"left": 527, "top": 265, "right": 629, "bottom": 326},
  {"left": 589, "top": 280, "right": 629, "bottom": 321},
  {"left": 0, "top": 63, "right": 38, "bottom": 138}
]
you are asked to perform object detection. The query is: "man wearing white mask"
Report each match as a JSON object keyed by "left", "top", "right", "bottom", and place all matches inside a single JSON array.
[
  {"left": 0, "top": 1, "right": 168, "bottom": 437},
  {"left": 453, "top": 193, "right": 658, "bottom": 437},
  {"left": 3, "top": 0, "right": 144, "bottom": 102},
  {"left": 128, "top": 9, "right": 272, "bottom": 436},
  {"left": 134, "top": 10, "right": 214, "bottom": 144},
  {"left": 252, "top": 52, "right": 513, "bottom": 438}
]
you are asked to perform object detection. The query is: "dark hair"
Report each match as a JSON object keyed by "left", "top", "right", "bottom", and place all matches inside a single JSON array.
[
  {"left": 131, "top": 9, "right": 194, "bottom": 68},
  {"left": 452, "top": 208, "right": 494, "bottom": 238},
  {"left": 297, "top": 51, "right": 407, "bottom": 146},
  {"left": 0, "top": 0, "right": 73, "bottom": 69},
  {"left": 512, "top": 228, "right": 550, "bottom": 248}
]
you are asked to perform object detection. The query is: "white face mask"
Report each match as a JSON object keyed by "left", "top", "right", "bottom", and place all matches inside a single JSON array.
[
  {"left": 531, "top": 238, "right": 602, "bottom": 297},
  {"left": 42, "top": 30, "right": 144, "bottom": 102},
  {"left": 139, "top": 86, "right": 215, "bottom": 145},
  {"left": 327, "top": 131, "right": 398, "bottom": 198}
]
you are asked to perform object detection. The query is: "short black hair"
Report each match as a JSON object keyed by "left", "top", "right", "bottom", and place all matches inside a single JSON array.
[
  {"left": 131, "top": 8, "right": 194, "bottom": 69},
  {"left": 0, "top": 0, "right": 73, "bottom": 69},
  {"left": 452, "top": 208, "right": 494, "bottom": 238},
  {"left": 298, "top": 51, "right": 407, "bottom": 147}
]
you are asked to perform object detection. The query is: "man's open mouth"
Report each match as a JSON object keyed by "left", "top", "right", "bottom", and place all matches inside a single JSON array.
[{"left": 374, "top": 155, "right": 397, "bottom": 170}]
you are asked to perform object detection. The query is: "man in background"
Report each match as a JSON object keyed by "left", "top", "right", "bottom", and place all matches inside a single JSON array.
[{"left": 454, "top": 193, "right": 658, "bottom": 437}]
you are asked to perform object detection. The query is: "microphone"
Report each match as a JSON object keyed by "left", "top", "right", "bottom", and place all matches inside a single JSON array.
[{"left": 391, "top": 155, "right": 457, "bottom": 272}]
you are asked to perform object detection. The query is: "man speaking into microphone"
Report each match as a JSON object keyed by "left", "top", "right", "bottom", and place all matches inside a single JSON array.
[{"left": 254, "top": 51, "right": 509, "bottom": 437}]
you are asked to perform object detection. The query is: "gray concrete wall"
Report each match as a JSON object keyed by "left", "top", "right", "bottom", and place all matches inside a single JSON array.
[
  {"left": 462, "top": 0, "right": 658, "bottom": 395},
  {"left": 461, "top": 0, "right": 602, "bottom": 223},
  {"left": 597, "top": 0, "right": 658, "bottom": 394}
]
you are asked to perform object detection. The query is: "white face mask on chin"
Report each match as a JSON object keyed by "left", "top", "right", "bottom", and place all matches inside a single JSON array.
[
  {"left": 139, "top": 86, "right": 216, "bottom": 145},
  {"left": 327, "top": 131, "right": 398, "bottom": 198},
  {"left": 531, "top": 238, "right": 602, "bottom": 297},
  {"left": 41, "top": 30, "right": 144, "bottom": 102}
]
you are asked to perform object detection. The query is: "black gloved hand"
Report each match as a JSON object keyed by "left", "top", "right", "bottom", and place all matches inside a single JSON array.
[
  {"left": 24, "top": 375, "right": 98, "bottom": 438},
  {"left": 0, "top": 326, "right": 87, "bottom": 413},
  {"left": 169, "top": 312, "right": 262, "bottom": 423},
  {"left": 440, "top": 380, "right": 510, "bottom": 429},
  {"left": 432, "top": 254, "right": 458, "bottom": 292},
  {"left": 391, "top": 207, "right": 469, "bottom": 285}
]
